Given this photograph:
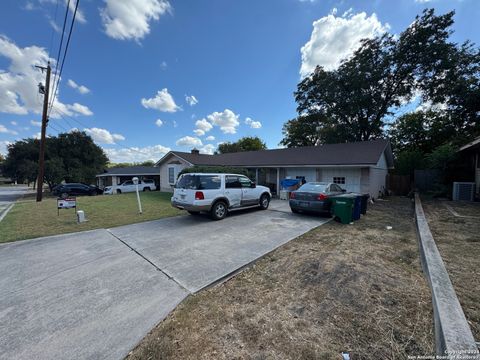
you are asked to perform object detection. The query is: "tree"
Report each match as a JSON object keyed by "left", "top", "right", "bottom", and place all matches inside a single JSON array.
[
  {"left": 217, "top": 136, "right": 267, "bottom": 154},
  {"left": 279, "top": 113, "right": 343, "bottom": 147},
  {"left": 2, "top": 131, "right": 108, "bottom": 189},
  {"left": 285, "top": 9, "right": 478, "bottom": 146}
]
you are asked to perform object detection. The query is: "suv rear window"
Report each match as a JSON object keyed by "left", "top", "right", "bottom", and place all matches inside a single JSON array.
[{"left": 175, "top": 175, "right": 221, "bottom": 190}]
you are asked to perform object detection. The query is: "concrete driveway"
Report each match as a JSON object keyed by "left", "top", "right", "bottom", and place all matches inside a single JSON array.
[{"left": 0, "top": 200, "right": 330, "bottom": 360}]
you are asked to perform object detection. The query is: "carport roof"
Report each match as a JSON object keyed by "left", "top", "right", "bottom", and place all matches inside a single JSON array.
[
  {"left": 157, "top": 139, "right": 393, "bottom": 168},
  {"left": 96, "top": 166, "right": 159, "bottom": 177}
]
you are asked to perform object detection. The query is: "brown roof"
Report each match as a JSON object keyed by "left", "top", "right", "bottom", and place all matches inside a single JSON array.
[{"left": 158, "top": 139, "right": 393, "bottom": 168}]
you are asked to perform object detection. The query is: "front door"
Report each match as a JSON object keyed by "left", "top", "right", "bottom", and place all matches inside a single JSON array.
[{"left": 225, "top": 175, "right": 242, "bottom": 208}]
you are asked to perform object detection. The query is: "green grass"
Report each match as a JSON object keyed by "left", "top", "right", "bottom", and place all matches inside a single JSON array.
[{"left": 0, "top": 191, "right": 182, "bottom": 243}]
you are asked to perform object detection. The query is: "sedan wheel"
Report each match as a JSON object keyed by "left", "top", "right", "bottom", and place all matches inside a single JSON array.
[{"left": 211, "top": 201, "right": 227, "bottom": 220}]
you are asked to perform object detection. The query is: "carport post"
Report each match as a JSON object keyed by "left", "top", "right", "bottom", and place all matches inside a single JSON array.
[
  {"left": 255, "top": 168, "right": 259, "bottom": 184},
  {"left": 276, "top": 167, "right": 280, "bottom": 198}
]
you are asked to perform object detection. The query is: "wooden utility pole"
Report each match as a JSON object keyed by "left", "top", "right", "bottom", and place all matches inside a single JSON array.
[{"left": 36, "top": 63, "right": 51, "bottom": 202}]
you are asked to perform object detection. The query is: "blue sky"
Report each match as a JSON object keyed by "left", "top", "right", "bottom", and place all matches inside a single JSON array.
[{"left": 0, "top": 0, "right": 478, "bottom": 162}]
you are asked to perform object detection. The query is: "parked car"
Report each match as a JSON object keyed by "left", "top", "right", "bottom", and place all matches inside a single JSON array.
[
  {"left": 289, "top": 182, "right": 345, "bottom": 215},
  {"left": 171, "top": 173, "right": 271, "bottom": 220},
  {"left": 103, "top": 179, "right": 157, "bottom": 195},
  {"left": 52, "top": 183, "right": 103, "bottom": 197}
]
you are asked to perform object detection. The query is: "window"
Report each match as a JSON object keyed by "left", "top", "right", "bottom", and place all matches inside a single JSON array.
[
  {"left": 124, "top": 180, "right": 133, "bottom": 186},
  {"left": 333, "top": 177, "right": 345, "bottom": 184},
  {"left": 238, "top": 176, "right": 252, "bottom": 188},
  {"left": 175, "top": 175, "right": 221, "bottom": 190},
  {"left": 168, "top": 167, "right": 175, "bottom": 184},
  {"left": 330, "top": 184, "right": 343, "bottom": 192},
  {"left": 226, "top": 176, "right": 241, "bottom": 189}
]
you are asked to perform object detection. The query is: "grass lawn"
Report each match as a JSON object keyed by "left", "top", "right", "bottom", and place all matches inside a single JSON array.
[
  {"left": 0, "top": 191, "right": 182, "bottom": 243},
  {"left": 128, "top": 197, "right": 434, "bottom": 359},
  {"left": 422, "top": 199, "right": 480, "bottom": 339}
]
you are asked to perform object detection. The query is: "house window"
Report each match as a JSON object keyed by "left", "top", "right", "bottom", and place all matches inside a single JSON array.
[
  {"left": 168, "top": 167, "right": 175, "bottom": 184},
  {"left": 333, "top": 177, "right": 345, "bottom": 184}
]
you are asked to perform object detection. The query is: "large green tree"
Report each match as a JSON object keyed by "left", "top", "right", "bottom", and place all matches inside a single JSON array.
[
  {"left": 284, "top": 9, "right": 479, "bottom": 147},
  {"left": 217, "top": 136, "right": 267, "bottom": 154},
  {"left": 2, "top": 131, "right": 108, "bottom": 189}
]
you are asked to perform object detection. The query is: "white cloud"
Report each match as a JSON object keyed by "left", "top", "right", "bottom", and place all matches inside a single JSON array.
[
  {"left": 155, "top": 119, "right": 163, "bottom": 127},
  {"left": 193, "top": 129, "right": 205, "bottom": 136},
  {"left": 104, "top": 144, "right": 171, "bottom": 163},
  {"left": 207, "top": 109, "right": 240, "bottom": 134},
  {"left": 176, "top": 136, "right": 202, "bottom": 147},
  {"left": 0, "top": 140, "right": 11, "bottom": 155},
  {"left": 67, "top": 79, "right": 90, "bottom": 94},
  {"left": 415, "top": 0, "right": 431, "bottom": 2},
  {"left": 199, "top": 144, "right": 215, "bottom": 155},
  {"left": 84, "top": 127, "right": 125, "bottom": 144},
  {"left": 172, "top": 120, "right": 178, "bottom": 128},
  {"left": 141, "top": 88, "right": 180, "bottom": 113},
  {"left": 185, "top": 95, "right": 198, "bottom": 106},
  {"left": 300, "top": 10, "right": 389, "bottom": 77},
  {"left": 245, "top": 117, "right": 262, "bottom": 129},
  {"left": 0, "top": 124, "right": 18, "bottom": 135},
  {"left": 100, "top": 0, "right": 171, "bottom": 41},
  {"left": 0, "top": 36, "right": 91, "bottom": 118},
  {"left": 10, "top": 121, "right": 17, "bottom": 126},
  {"left": 30, "top": 120, "right": 42, "bottom": 127},
  {"left": 33, "top": 132, "right": 41, "bottom": 139},
  {"left": 205, "top": 135, "right": 215, "bottom": 141},
  {"left": 160, "top": 61, "right": 167, "bottom": 70},
  {"left": 195, "top": 118, "right": 213, "bottom": 132}
]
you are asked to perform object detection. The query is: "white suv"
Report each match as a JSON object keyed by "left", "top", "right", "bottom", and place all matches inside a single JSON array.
[
  {"left": 171, "top": 173, "right": 271, "bottom": 220},
  {"left": 104, "top": 179, "right": 157, "bottom": 194}
]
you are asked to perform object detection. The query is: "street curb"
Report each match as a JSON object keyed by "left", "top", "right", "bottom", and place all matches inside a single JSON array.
[
  {"left": 414, "top": 193, "right": 479, "bottom": 358},
  {"left": 0, "top": 203, "right": 14, "bottom": 222}
]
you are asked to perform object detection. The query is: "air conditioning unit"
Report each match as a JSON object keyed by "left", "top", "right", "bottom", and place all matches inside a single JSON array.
[{"left": 452, "top": 182, "right": 475, "bottom": 201}]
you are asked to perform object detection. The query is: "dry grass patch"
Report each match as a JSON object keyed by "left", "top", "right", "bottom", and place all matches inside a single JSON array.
[
  {"left": 128, "top": 197, "right": 433, "bottom": 360},
  {"left": 422, "top": 200, "right": 480, "bottom": 339}
]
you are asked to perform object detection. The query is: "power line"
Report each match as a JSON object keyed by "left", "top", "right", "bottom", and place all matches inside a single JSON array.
[
  {"left": 49, "top": 0, "right": 70, "bottom": 111},
  {"left": 47, "top": 0, "right": 60, "bottom": 58},
  {"left": 48, "top": 0, "right": 80, "bottom": 118}
]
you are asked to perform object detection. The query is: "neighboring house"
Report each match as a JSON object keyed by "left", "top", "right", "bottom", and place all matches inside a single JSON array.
[
  {"left": 457, "top": 136, "right": 480, "bottom": 197},
  {"left": 155, "top": 139, "right": 394, "bottom": 199},
  {"left": 95, "top": 166, "right": 160, "bottom": 191}
]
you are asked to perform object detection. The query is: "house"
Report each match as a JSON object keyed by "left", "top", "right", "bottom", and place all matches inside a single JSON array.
[
  {"left": 457, "top": 136, "right": 480, "bottom": 197},
  {"left": 96, "top": 166, "right": 160, "bottom": 191},
  {"left": 155, "top": 139, "right": 394, "bottom": 199}
]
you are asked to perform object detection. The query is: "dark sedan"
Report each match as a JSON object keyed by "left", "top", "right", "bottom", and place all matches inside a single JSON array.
[
  {"left": 52, "top": 183, "right": 103, "bottom": 197},
  {"left": 289, "top": 182, "right": 345, "bottom": 214}
]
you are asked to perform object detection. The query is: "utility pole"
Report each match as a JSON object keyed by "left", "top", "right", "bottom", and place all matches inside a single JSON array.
[{"left": 35, "top": 63, "right": 51, "bottom": 202}]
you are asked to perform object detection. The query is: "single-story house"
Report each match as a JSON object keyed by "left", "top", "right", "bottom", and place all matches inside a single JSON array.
[
  {"left": 457, "top": 136, "right": 480, "bottom": 197},
  {"left": 155, "top": 139, "right": 394, "bottom": 199},
  {"left": 96, "top": 166, "right": 160, "bottom": 191}
]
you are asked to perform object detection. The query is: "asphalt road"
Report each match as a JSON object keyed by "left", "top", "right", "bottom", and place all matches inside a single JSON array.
[{"left": 0, "top": 200, "right": 330, "bottom": 360}]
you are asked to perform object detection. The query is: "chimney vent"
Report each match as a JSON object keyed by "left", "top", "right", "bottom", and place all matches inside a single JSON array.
[{"left": 191, "top": 148, "right": 200, "bottom": 155}]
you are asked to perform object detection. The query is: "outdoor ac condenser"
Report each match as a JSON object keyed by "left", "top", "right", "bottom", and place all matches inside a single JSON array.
[{"left": 452, "top": 182, "right": 475, "bottom": 201}]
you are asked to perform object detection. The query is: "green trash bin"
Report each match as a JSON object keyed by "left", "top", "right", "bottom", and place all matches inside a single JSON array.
[{"left": 330, "top": 195, "right": 355, "bottom": 224}]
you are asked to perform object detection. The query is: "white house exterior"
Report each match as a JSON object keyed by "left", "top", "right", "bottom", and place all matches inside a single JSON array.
[{"left": 155, "top": 139, "right": 394, "bottom": 199}]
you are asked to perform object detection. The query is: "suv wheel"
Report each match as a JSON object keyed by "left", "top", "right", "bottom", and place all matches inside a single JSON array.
[
  {"left": 143, "top": 187, "right": 150, "bottom": 192},
  {"left": 259, "top": 194, "right": 270, "bottom": 210},
  {"left": 211, "top": 201, "right": 227, "bottom": 220},
  {"left": 116, "top": 189, "right": 122, "bottom": 194}
]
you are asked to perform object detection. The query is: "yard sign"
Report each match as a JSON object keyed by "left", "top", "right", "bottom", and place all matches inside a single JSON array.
[{"left": 57, "top": 197, "right": 76, "bottom": 216}]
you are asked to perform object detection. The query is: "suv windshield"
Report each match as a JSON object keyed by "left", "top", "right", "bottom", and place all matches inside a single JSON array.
[{"left": 175, "top": 174, "right": 221, "bottom": 190}]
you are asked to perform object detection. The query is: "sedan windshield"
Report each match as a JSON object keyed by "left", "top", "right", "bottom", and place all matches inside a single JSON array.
[{"left": 298, "top": 183, "right": 327, "bottom": 192}]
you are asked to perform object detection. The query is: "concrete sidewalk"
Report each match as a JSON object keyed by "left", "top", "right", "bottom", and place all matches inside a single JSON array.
[{"left": 0, "top": 202, "right": 328, "bottom": 359}]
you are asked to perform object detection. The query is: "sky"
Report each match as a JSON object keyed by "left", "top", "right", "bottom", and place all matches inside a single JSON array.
[{"left": 0, "top": 0, "right": 479, "bottom": 163}]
